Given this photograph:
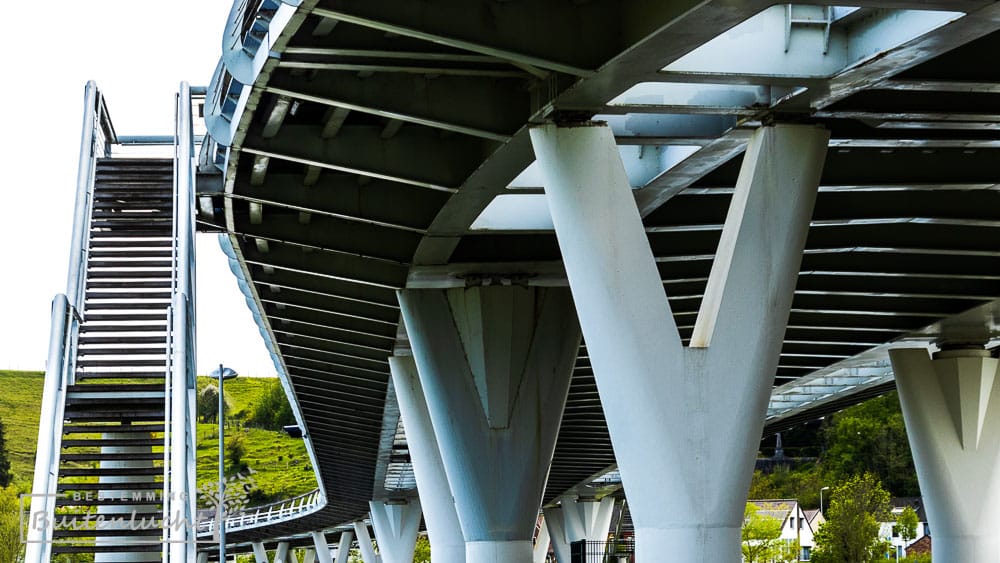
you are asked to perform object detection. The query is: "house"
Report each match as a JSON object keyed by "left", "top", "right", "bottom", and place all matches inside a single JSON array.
[
  {"left": 906, "top": 535, "right": 932, "bottom": 557},
  {"left": 878, "top": 497, "right": 930, "bottom": 559},
  {"left": 747, "top": 500, "right": 820, "bottom": 561}
]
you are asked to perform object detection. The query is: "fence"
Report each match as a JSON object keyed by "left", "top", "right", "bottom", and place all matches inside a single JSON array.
[{"left": 570, "top": 539, "right": 636, "bottom": 563}]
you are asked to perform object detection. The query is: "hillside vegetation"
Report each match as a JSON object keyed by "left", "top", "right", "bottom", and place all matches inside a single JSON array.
[{"left": 0, "top": 371, "right": 316, "bottom": 500}]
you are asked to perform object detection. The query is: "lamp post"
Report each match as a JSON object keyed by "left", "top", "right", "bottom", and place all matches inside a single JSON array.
[
  {"left": 820, "top": 486, "right": 830, "bottom": 516},
  {"left": 210, "top": 364, "right": 238, "bottom": 563}
]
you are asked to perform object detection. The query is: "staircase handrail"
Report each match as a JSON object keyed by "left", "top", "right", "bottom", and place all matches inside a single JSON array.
[
  {"left": 163, "top": 82, "right": 200, "bottom": 562},
  {"left": 24, "top": 80, "right": 110, "bottom": 563}
]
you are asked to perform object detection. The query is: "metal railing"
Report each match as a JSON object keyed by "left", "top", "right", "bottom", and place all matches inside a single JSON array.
[
  {"left": 24, "top": 81, "right": 110, "bottom": 562},
  {"left": 162, "top": 81, "right": 200, "bottom": 563},
  {"left": 197, "top": 489, "right": 324, "bottom": 536},
  {"left": 570, "top": 539, "right": 635, "bottom": 563}
]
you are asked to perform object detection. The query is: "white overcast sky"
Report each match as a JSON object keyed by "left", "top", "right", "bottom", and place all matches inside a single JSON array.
[{"left": 0, "top": 1, "right": 277, "bottom": 377}]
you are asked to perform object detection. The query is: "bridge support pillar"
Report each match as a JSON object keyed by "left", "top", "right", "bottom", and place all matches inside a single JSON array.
[
  {"left": 544, "top": 496, "right": 615, "bottom": 563},
  {"left": 389, "top": 356, "right": 466, "bottom": 563},
  {"left": 252, "top": 542, "right": 269, "bottom": 563},
  {"left": 541, "top": 506, "right": 570, "bottom": 563},
  {"left": 197, "top": 552, "right": 208, "bottom": 563},
  {"left": 311, "top": 530, "right": 335, "bottom": 563},
  {"left": 275, "top": 542, "right": 292, "bottom": 563},
  {"left": 398, "top": 286, "right": 582, "bottom": 563},
  {"left": 530, "top": 122, "right": 827, "bottom": 562},
  {"left": 532, "top": 514, "right": 551, "bottom": 563},
  {"left": 333, "top": 530, "right": 353, "bottom": 563},
  {"left": 354, "top": 521, "right": 378, "bottom": 563},
  {"left": 95, "top": 431, "right": 160, "bottom": 562},
  {"left": 890, "top": 347, "right": 1000, "bottom": 563},
  {"left": 301, "top": 547, "right": 317, "bottom": 563},
  {"left": 369, "top": 498, "right": 421, "bottom": 563}
]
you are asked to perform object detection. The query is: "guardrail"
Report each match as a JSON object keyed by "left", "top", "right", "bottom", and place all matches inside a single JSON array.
[
  {"left": 24, "top": 82, "right": 109, "bottom": 562},
  {"left": 197, "top": 489, "right": 324, "bottom": 536}
]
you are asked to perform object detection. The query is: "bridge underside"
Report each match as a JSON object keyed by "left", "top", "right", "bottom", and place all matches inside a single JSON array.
[{"left": 197, "top": 0, "right": 1000, "bottom": 546}]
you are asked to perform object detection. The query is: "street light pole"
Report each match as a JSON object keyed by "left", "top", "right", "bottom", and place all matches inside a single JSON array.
[
  {"left": 820, "top": 486, "right": 830, "bottom": 516},
  {"left": 211, "top": 364, "right": 238, "bottom": 563}
]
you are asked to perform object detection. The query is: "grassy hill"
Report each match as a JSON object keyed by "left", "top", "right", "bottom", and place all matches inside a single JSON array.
[{"left": 0, "top": 370, "right": 316, "bottom": 502}]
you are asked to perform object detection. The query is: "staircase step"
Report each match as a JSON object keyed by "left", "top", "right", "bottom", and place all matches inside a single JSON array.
[
  {"left": 51, "top": 543, "right": 164, "bottom": 553},
  {"left": 63, "top": 412, "right": 165, "bottom": 424},
  {"left": 63, "top": 438, "right": 162, "bottom": 448},
  {"left": 55, "top": 497, "right": 163, "bottom": 506},
  {"left": 67, "top": 384, "right": 164, "bottom": 393},
  {"left": 61, "top": 452, "right": 162, "bottom": 462},
  {"left": 85, "top": 271, "right": 173, "bottom": 280},
  {"left": 88, "top": 260, "right": 172, "bottom": 269},
  {"left": 53, "top": 527, "right": 164, "bottom": 538},
  {"left": 57, "top": 481, "right": 162, "bottom": 492},
  {"left": 78, "top": 312, "right": 168, "bottom": 322},
  {"left": 79, "top": 336, "right": 169, "bottom": 345},
  {"left": 79, "top": 323, "right": 168, "bottom": 333},
  {"left": 89, "top": 240, "right": 172, "bottom": 249},
  {"left": 89, "top": 249, "right": 172, "bottom": 258},
  {"left": 63, "top": 424, "right": 165, "bottom": 434},
  {"left": 77, "top": 347, "right": 167, "bottom": 356},
  {"left": 76, "top": 359, "right": 166, "bottom": 370},
  {"left": 76, "top": 371, "right": 167, "bottom": 380},
  {"left": 60, "top": 467, "right": 163, "bottom": 477}
]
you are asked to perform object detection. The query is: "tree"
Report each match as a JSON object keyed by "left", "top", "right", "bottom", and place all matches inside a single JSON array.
[
  {"left": 742, "top": 503, "right": 785, "bottom": 563},
  {"left": 821, "top": 393, "right": 919, "bottom": 497},
  {"left": 247, "top": 379, "right": 295, "bottom": 431},
  {"left": 896, "top": 505, "right": 919, "bottom": 546},
  {"left": 413, "top": 534, "right": 431, "bottom": 563},
  {"left": 198, "top": 384, "right": 230, "bottom": 423},
  {"left": 0, "top": 485, "right": 22, "bottom": 563},
  {"left": 226, "top": 430, "right": 248, "bottom": 473},
  {"left": 812, "top": 473, "right": 892, "bottom": 563},
  {"left": 0, "top": 419, "right": 10, "bottom": 488}
]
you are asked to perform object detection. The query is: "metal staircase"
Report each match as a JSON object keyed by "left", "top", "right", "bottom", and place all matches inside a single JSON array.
[{"left": 26, "top": 82, "right": 199, "bottom": 562}]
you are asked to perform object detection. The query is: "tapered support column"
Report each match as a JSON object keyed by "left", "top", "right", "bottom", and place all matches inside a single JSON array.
[
  {"left": 530, "top": 122, "right": 827, "bottom": 562},
  {"left": 532, "top": 515, "right": 551, "bottom": 563},
  {"left": 543, "top": 497, "right": 614, "bottom": 563},
  {"left": 398, "top": 286, "right": 582, "bottom": 563},
  {"left": 354, "top": 521, "right": 378, "bottom": 563},
  {"left": 96, "top": 432, "right": 159, "bottom": 562},
  {"left": 302, "top": 548, "right": 317, "bottom": 563},
  {"left": 541, "top": 506, "right": 570, "bottom": 563},
  {"left": 333, "top": 530, "right": 354, "bottom": 563},
  {"left": 312, "top": 531, "right": 335, "bottom": 563},
  {"left": 253, "top": 542, "right": 269, "bottom": 563},
  {"left": 275, "top": 542, "right": 291, "bottom": 563},
  {"left": 370, "top": 499, "right": 422, "bottom": 563},
  {"left": 890, "top": 347, "right": 1000, "bottom": 563},
  {"left": 197, "top": 552, "right": 209, "bottom": 563},
  {"left": 389, "top": 356, "right": 466, "bottom": 563}
]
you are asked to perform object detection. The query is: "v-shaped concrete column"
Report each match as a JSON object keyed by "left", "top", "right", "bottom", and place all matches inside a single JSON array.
[
  {"left": 541, "top": 506, "right": 570, "bottom": 563},
  {"left": 544, "top": 496, "right": 615, "bottom": 563},
  {"left": 333, "top": 531, "right": 353, "bottom": 563},
  {"left": 398, "top": 286, "right": 582, "bottom": 563},
  {"left": 389, "top": 356, "right": 465, "bottom": 563},
  {"left": 309, "top": 531, "right": 334, "bottom": 563},
  {"left": 532, "top": 515, "right": 551, "bottom": 563},
  {"left": 369, "top": 499, "right": 422, "bottom": 563},
  {"left": 890, "top": 347, "right": 1000, "bottom": 562},
  {"left": 354, "top": 521, "right": 378, "bottom": 563},
  {"left": 530, "top": 122, "right": 827, "bottom": 562}
]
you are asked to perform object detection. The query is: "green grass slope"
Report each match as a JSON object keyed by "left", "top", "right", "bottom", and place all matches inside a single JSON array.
[{"left": 0, "top": 371, "right": 316, "bottom": 502}]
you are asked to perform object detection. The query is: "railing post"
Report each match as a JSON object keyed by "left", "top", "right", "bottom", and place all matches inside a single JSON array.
[
  {"left": 168, "top": 80, "right": 198, "bottom": 563},
  {"left": 24, "top": 295, "right": 72, "bottom": 562}
]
